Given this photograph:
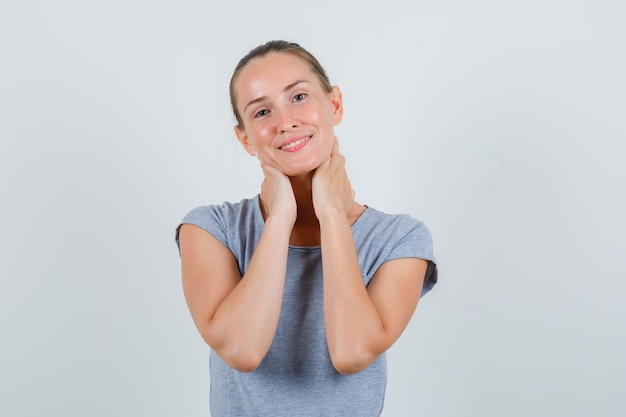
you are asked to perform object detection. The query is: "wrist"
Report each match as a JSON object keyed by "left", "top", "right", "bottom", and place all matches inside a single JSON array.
[
  {"left": 317, "top": 209, "right": 350, "bottom": 229},
  {"left": 264, "top": 213, "right": 296, "bottom": 232}
]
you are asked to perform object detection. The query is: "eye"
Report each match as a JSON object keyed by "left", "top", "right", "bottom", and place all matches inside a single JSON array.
[
  {"left": 292, "top": 93, "right": 307, "bottom": 102},
  {"left": 254, "top": 109, "right": 269, "bottom": 118}
]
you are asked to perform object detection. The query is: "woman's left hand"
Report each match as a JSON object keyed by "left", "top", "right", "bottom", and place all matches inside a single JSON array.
[{"left": 312, "top": 139, "right": 355, "bottom": 221}]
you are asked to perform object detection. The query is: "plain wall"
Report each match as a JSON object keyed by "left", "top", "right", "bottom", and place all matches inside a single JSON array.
[{"left": 1, "top": 1, "right": 625, "bottom": 416}]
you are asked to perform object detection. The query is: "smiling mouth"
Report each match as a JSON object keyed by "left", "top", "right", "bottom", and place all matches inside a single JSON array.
[{"left": 279, "top": 136, "right": 312, "bottom": 150}]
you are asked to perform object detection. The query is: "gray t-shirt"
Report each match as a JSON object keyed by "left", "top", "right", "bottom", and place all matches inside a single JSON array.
[{"left": 177, "top": 196, "right": 437, "bottom": 417}]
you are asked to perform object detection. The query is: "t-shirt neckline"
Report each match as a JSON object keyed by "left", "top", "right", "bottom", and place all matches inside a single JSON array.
[{"left": 252, "top": 194, "right": 371, "bottom": 249}]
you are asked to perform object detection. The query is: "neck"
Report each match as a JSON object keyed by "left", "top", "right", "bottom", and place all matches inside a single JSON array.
[
  {"left": 290, "top": 174, "right": 315, "bottom": 218},
  {"left": 288, "top": 174, "right": 321, "bottom": 246},
  {"left": 269, "top": 172, "right": 364, "bottom": 246}
]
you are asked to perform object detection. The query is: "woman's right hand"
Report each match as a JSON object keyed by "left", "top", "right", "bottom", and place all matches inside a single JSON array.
[
  {"left": 259, "top": 163, "right": 297, "bottom": 226},
  {"left": 180, "top": 163, "right": 296, "bottom": 372}
]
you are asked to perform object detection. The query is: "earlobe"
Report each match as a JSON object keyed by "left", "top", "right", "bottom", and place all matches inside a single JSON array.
[
  {"left": 234, "top": 125, "right": 257, "bottom": 156},
  {"left": 329, "top": 86, "right": 344, "bottom": 125}
]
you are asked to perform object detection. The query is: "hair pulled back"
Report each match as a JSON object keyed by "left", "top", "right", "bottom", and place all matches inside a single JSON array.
[{"left": 229, "top": 40, "right": 333, "bottom": 128}]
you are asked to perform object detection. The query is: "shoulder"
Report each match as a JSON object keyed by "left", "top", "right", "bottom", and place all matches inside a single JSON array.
[
  {"left": 175, "top": 196, "right": 260, "bottom": 246},
  {"left": 182, "top": 196, "right": 258, "bottom": 225},
  {"left": 357, "top": 206, "right": 438, "bottom": 295},
  {"left": 354, "top": 206, "right": 436, "bottom": 266},
  {"left": 356, "top": 207, "right": 433, "bottom": 246}
]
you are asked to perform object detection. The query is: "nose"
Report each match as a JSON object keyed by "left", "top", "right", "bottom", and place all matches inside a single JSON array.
[{"left": 276, "top": 105, "right": 298, "bottom": 132}]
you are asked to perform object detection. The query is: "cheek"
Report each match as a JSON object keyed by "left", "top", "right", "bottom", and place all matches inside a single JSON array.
[
  {"left": 246, "top": 126, "right": 272, "bottom": 148},
  {"left": 316, "top": 112, "right": 336, "bottom": 150}
]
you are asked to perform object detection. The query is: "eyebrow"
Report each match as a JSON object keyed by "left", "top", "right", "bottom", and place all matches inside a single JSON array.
[{"left": 243, "top": 80, "right": 309, "bottom": 113}]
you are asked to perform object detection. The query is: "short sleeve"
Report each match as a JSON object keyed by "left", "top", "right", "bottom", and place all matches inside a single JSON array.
[
  {"left": 175, "top": 205, "right": 229, "bottom": 251},
  {"left": 387, "top": 216, "right": 438, "bottom": 296}
]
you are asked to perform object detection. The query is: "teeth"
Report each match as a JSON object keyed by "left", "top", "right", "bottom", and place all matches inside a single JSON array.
[{"left": 281, "top": 136, "right": 310, "bottom": 150}]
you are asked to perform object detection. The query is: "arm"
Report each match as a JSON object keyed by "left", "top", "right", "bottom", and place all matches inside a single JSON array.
[
  {"left": 179, "top": 165, "right": 296, "bottom": 372},
  {"left": 313, "top": 141, "right": 428, "bottom": 374},
  {"left": 319, "top": 215, "right": 427, "bottom": 374}
]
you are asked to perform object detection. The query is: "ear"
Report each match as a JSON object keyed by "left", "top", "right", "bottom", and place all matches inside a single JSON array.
[
  {"left": 329, "top": 86, "right": 344, "bottom": 125},
  {"left": 234, "top": 125, "right": 257, "bottom": 156}
]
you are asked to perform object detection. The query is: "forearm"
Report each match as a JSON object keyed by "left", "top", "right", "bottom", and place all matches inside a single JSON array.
[
  {"left": 320, "top": 212, "right": 386, "bottom": 374},
  {"left": 207, "top": 216, "right": 292, "bottom": 371}
]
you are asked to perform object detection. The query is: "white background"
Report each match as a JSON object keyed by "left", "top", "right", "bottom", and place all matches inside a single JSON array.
[{"left": 2, "top": 1, "right": 625, "bottom": 416}]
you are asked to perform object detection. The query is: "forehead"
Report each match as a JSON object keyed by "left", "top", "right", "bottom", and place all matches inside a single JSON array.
[{"left": 234, "top": 52, "right": 316, "bottom": 99}]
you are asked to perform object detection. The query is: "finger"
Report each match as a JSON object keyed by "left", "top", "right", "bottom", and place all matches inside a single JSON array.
[
  {"left": 317, "top": 153, "right": 332, "bottom": 172},
  {"left": 331, "top": 137, "right": 339, "bottom": 156},
  {"left": 261, "top": 163, "right": 282, "bottom": 177}
]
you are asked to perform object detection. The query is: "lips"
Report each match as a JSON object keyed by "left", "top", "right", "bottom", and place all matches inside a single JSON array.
[{"left": 279, "top": 135, "right": 312, "bottom": 151}]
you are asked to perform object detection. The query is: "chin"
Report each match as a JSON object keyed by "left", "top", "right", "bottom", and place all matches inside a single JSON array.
[
  {"left": 281, "top": 166, "right": 314, "bottom": 178},
  {"left": 284, "top": 168, "right": 315, "bottom": 178},
  {"left": 287, "top": 158, "right": 327, "bottom": 177}
]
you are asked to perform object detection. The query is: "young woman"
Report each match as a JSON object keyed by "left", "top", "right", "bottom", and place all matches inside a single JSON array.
[{"left": 176, "top": 40, "right": 437, "bottom": 417}]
